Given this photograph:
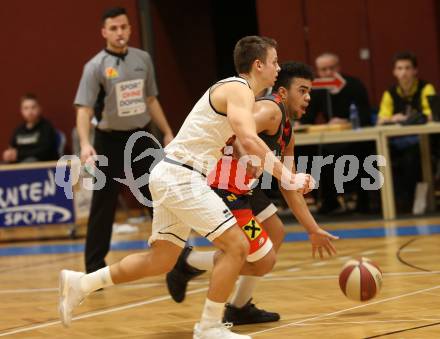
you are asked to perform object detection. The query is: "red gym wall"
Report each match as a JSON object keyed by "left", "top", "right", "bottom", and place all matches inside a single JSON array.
[
  {"left": 2, "top": 0, "right": 440, "bottom": 152},
  {"left": 257, "top": 0, "right": 440, "bottom": 105},
  {"left": 0, "top": 0, "right": 142, "bottom": 151}
]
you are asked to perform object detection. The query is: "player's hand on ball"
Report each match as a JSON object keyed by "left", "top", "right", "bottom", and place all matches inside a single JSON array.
[{"left": 309, "top": 228, "right": 339, "bottom": 259}]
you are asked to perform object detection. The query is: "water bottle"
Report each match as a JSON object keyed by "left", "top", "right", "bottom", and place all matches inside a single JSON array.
[{"left": 349, "top": 102, "right": 360, "bottom": 130}]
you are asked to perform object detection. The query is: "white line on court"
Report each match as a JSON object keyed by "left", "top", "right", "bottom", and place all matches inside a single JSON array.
[
  {"left": 384, "top": 270, "right": 440, "bottom": 276},
  {"left": 400, "top": 248, "right": 422, "bottom": 253},
  {"left": 0, "top": 287, "right": 58, "bottom": 294},
  {"left": 0, "top": 287, "right": 208, "bottom": 337},
  {"left": 360, "top": 250, "right": 377, "bottom": 255},
  {"left": 264, "top": 275, "right": 338, "bottom": 281},
  {"left": 311, "top": 262, "right": 327, "bottom": 267},
  {"left": 286, "top": 318, "right": 440, "bottom": 326},
  {"left": 338, "top": 256, "right": 352, "bottom": 261},
  {"left": 0, "top": 282, "right": 164, "bottom": 294},
  {"left": 247, "top": 284, "right": 440, "bottom": 336},
  {"left": 2, "top": 270, "right": 439, "bottom": 295},
  {"left": 262, "top": 270, "right": 440, "bottom": 282}
]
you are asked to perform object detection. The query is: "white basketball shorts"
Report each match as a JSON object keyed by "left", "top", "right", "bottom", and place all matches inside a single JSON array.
[{"left": 148, "top": 158, "right": 237, "bottom": 247}]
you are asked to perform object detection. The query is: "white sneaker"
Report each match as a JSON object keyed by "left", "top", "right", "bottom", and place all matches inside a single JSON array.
[
  {"left": 193, "top": 322, "right": 251, "bottom": 339},
  {"left": 59, "top": 270, "right": 86, "bottom": 327}
]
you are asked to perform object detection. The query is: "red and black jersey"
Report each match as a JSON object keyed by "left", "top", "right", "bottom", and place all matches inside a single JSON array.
[
  {"left": 208, "top": 93, "right": 293, "bottom": 195},
  {"left": 256, "top": 93, "right": 292, "bottom": 157}
]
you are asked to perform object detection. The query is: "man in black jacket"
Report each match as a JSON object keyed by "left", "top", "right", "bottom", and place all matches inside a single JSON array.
[
  {"left": 302, "top": 52, "right": 371, "bottom": 125},
  {"left": 2, "top": 93, "right": 58, "bottom": 163}
]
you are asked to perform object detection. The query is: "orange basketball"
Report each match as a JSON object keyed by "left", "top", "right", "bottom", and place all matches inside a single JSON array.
[{"left": 339, "top": 257, "right": 383, "bottom": 302}]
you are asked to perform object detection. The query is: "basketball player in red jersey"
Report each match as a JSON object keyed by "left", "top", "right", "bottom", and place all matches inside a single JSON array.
[{"left": 166, "top": 61, "right": 339, "bottom": 325}]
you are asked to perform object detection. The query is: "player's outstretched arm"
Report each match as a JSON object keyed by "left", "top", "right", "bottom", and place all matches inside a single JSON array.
[{"left": 280, "top": 136, "right": 338, "bottom": 259}]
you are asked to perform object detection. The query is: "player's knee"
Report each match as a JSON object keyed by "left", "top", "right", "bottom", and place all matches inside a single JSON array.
[
  {"left": 233, "top": 235, "right": 250, "bottom": 262},
  {"left": 264, "top": 216, "right": 285, "bottom": 251},
  {"left": 264, "top": 250, "right": 277, "bottom": 273},
  {"left": 217, "top": 226, "right": 250, "bottom": 261},
  {"left": 253, "top": 250, "right": 276, "bottom": 276},
  {"left": 274, "top": 226, "right": 285, "bottom": 248},
  {"left": 239, "top": 238, "right": 251, "bottom": 260},
  {"left": 226, "top": 233, "right": 250, "bottom": 262},
  {"left": 268, "top": 224, "right": 285, "bottom": 252}
]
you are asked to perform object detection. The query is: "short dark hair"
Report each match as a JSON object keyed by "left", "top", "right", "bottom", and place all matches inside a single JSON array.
[
  {"left": 273, "top": 61, "right": 314, "bottom": 91},
  {"left": 233, "top": 36, "right": 278, "bottom": 74},
  {"left": 102, "top": 7, "right": 128, "bottom": 23},
  {"left": 393, "top": 51, "right": 418, "bottom": 68},
  {"left": 20, "top": 93, "right": 38, "bottom": 104}
]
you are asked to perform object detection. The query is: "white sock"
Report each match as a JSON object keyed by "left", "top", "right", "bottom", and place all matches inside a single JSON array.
[
  {"left": 186, "top": 250, "right": 215, "bottom": 271},
  {"left": 230, "top": 275, "right": 260, "bottom": 308},
  {"left": 199, "top": 298, "right": 224, "bottom": 330},
  {"left": 80, "top": 267, "right": 114, "bottom": 294}
]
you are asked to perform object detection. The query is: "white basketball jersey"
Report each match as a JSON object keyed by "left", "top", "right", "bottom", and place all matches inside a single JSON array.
[{"left": 165, "top": 77, "right": 250, "bottom": 174}]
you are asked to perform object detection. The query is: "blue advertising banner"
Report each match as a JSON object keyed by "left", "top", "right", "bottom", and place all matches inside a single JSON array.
[{"left": 0, "top": 165, "right": 75, "bottom": 227}]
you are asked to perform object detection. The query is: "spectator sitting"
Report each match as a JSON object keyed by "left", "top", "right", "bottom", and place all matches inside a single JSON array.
[
  {"left": 299, "top": 52, "right": 372, "bottom": 214},
  {"left": 377, "top": 51, "right": 436, "bottom": 212},
  {"left": 2, "top": 93, "right": 59, "bottom": 163},
  {"left": 377, "top": 51, "right": 435, "bottom": 125},
  {"left": 301, "top": 52, "right": 371, "bottom": 126}
]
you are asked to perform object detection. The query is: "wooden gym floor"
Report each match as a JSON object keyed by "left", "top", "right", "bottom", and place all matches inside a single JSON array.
[{"left": 0, "top": 217, "right": 440, "bottom": 338}]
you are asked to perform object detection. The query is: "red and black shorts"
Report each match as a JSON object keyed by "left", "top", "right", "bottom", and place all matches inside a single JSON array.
[{"left": 212, "top": 187, "right": 275, "bottom": 262}]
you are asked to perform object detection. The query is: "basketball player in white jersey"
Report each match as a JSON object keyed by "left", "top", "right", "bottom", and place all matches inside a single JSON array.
[
  {"left": 58, "top": 36, "right": 314, "bottom": 339},
  {"left": 166, "top": 62, "right": 338, "bottom": 326}
]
